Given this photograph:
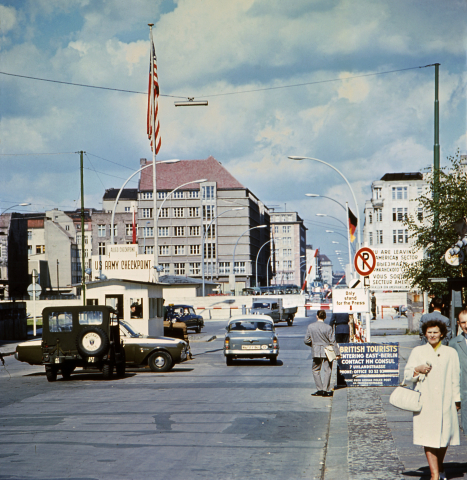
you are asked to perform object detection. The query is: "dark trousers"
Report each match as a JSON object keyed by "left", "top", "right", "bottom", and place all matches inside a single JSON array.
[{"left": 335, "top": 333, "right": 349, "bottom": 386}]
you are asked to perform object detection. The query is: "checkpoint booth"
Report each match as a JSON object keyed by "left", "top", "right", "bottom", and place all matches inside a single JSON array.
[{"left": 85, "top": 279, "right": 166, "bottom": 336}]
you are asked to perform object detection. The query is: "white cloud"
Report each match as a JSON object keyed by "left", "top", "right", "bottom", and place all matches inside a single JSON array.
[{"left": 0, "top": 5, "right": 17, "bottom": 34}]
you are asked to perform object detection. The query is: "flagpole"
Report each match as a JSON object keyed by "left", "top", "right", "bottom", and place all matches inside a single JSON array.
[
  {"left": 346, "top": 202, "right": 353, "bottom": 275},
  {"left": 149, "top": 23, "right": 158, "bottom": 282}
]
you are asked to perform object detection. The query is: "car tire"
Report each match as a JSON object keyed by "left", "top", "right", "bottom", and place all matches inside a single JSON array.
[
  {"left": 196, "top": 325, "right": 201, "bottom": 333},
  {"left": 148, "top": 351, "right": 173, "bottom": 373},
  {"left": 76, "top": 327, "right": 109, "bottom": 358},
  {"left": 226, "top": 356, "right": 234, "bottom": 366},
  {"left": 269, "top": 356, "right": 278, "bottom": 364},
  {"left": 45, "top": 365, "right": 58, "bottom": 382},
  {"left": 287, "top": 316, "right": 294, "bottom": 326},
  {"left": 61, "top": 364, "right": 75, "bottom": 380},
  {"left": 116, "top": 350, "right": 126, "bottom": 378},
  {"left": 102, "top": 362, "right": 114, "bottom": 380}
]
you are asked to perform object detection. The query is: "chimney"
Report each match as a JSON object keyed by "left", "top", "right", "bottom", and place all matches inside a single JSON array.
[{"left": 140, "top": 158, "right": 147, "bottom": 166}]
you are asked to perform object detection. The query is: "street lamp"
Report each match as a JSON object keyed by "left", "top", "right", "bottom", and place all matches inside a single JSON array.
[
  {"left": 289, "top": 155, "right": 361, "bottom": 246},
  {"left": 316, "top": 213, "right": 346, "bottom": 228},
  {"left": 231, "top": 225, "right": 267, "bottom": 294},
  {"left": 305, "top": 194, "right": 346, "bottom": 211},
  {"left": 201, "top": 207, "right": 244, "bottom": 296},
  {"left": 1, "top": 202, "right": 31, "bottom": 215},
  {"left": 255, "top": 238, "right": 280, "bottom": 288}
]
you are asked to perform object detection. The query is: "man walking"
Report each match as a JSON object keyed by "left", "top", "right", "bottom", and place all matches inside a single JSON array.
[
  {"left": 304, "top": 310, "right": 341, "bottom": 397},
  {"left": 449, "top": 309, "right": 467, "bottom": 434},
  {"left": 330, "top": 312, "right": 351, "bottom": 387},
  {"left": 419, "top": 297, "right": 452, "bottom": 345}
]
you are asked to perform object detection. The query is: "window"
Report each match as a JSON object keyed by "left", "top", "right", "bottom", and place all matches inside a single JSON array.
[
  {"left": 144, "top": 246, "right": 154, "bottom": 254},
  {"left": 124, "top": 206, "right": 131, "bottom": 212},
  {"left": 282, "top": 225, "right": 291, "bottom": 233},
  {"left": 392, "top": 186, "right": 408, "bottom": 200},
  {"left": 189, "top": 207, "right": 199, "bottom": 217},
  {"left": 126, "top": 224, "right": 134, "bottom": 236},
  {"left": 174, "top": 263, "right": 185, "bottom": 275},
  {"left": 190, "top": 245, "right": 200, "bottom": 255},
  {"left": 368, "top": 212, "right": 372, "bottom": 224},
  {"left": 141, "top": 192, "right": 153, "bottom": 199},
  {"left": 158, "top": 227, "right": 169, "bottom": 237},
  {"left": 98, "top": 242, "right": 106, "bottom": 255},
  {"left": 374, "top": 187, "right": 382, "bottom": 199},
  {"left": 188, "top": 190, "right": 199, "bottom": 198},
  {"left": 219, "top": 262, "right": 230, "bottom": 274},
  {"left": 79, "top": 311, "right": 103, "bottom": 325},
  {"left": 130, "top": 298, "right": 143, "bottom": 319},
  {"left": 159, "top": 208, "right": 169, "bottom": 218},
  {"left": 374, "top": 210, "right": 382, "bottom": 222},
  {"left": 160, "top": 263, "right": 170, "bottom": 273},
  {"left": 392, "top": 207, "right": 408, "bottom": 221},
  {"left": 418, "top": 208, "right": 423, "bottom": 221},
  {"left": 376, "top": 230, "right": 383, "bottom": 245},
  {"left": 27, "top": 230, "right": 32, "bottom": 240},
  {"left": 36, "top": 245, "right": 45, "bottom": 254},
  {"left": 48, "top": 312, "right": 73, "bottom": 333},
  {"left": 174, "top": 245, "right": 185, "bottom": 255},
  {"left": 283, "top": 237, "right": 291, "bottom": 245},
  {"left": 173, "top": 207, "right": 184, "bottom": 218},
  {"left": 234, "top": 261, "right": 245, "bottom": 274},
  {"left": 189, "top": 226, "right": 200, "bottom": 236},
  {"left": 369, "top": 232, "right": 373, "bottom": 246},
  {"left": 203, "top": 205, "right": 214, "bottom": 220},
  {"left": 174, "top": 226, "right": 185, "bottom": 236},
  {"left": 202, "top": 185, "right": 215, "bottom": 200},
  {"left": 142, "top": 226, "right": 154, "bottom": 237},
  {"left": 392, "top": 229, "right": 408, "bottom": 244},
  {"left": 283, "top": 260, "right": 292, "bottom": 269},
  {"left": 98, "top": 224, "right": 106, "bottom": 237},
  {"left": 142, "top": 208, "right": 153, "bottom": 219},
  {"left": 158, "top": 191, "right": 167, "bottom": 199},
  {"left": 203, "top": 224, "right": 216, "bottom": 238},
  {"left": 189, "top": 262, "right": 201, "bottom": 275},
  {"left": 274, "top": 226, "right": 279, "bottom": 234},
  {"left": 28, "top": 245, "right": 32, "bottom": 256},
  {"left": 203, "top": 243, "right": 216, "bottom": 259},
  {"left": 173, "top": 190, "right": 184, "bottom": 199},
  {"left": 282, "top": 248, "right": 291, "bottom": 257},
  {"left": 159, "top": 245, "right": 170, "bottom": 255},
  {"left": 112, "top": 224, "right": 117, "bottom": 237},
  {"left": 65, "top": 225, "right": 70, "bottom": 231}
]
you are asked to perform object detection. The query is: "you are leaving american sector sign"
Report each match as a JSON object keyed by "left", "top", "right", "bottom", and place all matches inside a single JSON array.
[{"left": 368, "top": 247, "right": 423, "bottom": 291}]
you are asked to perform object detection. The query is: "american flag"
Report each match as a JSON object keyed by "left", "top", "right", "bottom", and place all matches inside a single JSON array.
[{"left": 147, "top": 35, "right": 161, "bottom": 154}]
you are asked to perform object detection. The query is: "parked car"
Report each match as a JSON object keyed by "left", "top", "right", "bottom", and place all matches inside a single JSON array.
[
  {"left": 224, "top": 315, "right": 279, "bottom": 365},
  {"left": 15, "top": 318, "right": 190, "bottom": 377},
  {"left": 250, "top": 297, "right": 297, "bottom": 326},
  {"left": 166, "top": 304, "right": 204, "bottom": 333}
]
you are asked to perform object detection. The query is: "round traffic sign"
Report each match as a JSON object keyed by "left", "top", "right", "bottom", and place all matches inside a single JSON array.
[
  {"left": 354, "top": 247, "right": 376, "bottom": 276},
  {"left": 27, "top": 283, "right": 42, "bottom": 295},
  {"left": 445, "top": 248, "right": 464, "bottom": 266}
]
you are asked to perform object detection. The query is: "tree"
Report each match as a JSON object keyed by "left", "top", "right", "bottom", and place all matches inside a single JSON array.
[{"left": 403, "top": 150, "right": 467, "bottom": 298}]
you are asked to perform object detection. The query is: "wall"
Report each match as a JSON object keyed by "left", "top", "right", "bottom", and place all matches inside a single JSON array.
[{"left": 0, "top": 302, "right": 27, "bottom": 340}]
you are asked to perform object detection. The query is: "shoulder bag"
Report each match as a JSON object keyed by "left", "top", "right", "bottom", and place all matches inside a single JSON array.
[{"left": 389, "top": 385, "right": 422, "bottom": 412}]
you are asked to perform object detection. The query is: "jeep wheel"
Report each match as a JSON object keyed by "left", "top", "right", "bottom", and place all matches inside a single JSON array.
[
  {"left": 61, "top": 364, "right": 75, "bottom": 380},
  {"left": 148, "top": 351, "right": 172, "bottom": 373},
  {"left": 45, "top": 365, "right": 58, "bottom": 382},
  {"left": 76, "top": 327, "right": 109, "bottom": 358},
  {"left": 102, "top": 362, "right": 114, "bottom": 380}
]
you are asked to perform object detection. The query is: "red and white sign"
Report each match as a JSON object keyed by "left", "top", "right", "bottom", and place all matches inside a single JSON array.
[{"left": 354, "top": 247, "right": 376, "bottom": 276}]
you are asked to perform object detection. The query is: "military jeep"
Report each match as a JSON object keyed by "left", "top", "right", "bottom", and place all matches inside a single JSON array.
[{"left": 41, "top": 305, "right": 125, "bottom": 382}]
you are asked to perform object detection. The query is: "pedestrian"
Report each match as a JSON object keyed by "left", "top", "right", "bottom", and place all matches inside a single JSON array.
[
  {"left": 329, "top": 312, "right": 351, "bottom": 387},
  {"left": 404, "top": 319, "right": 461, "bottom": 480},
  {"left": 371, "top": 292, "right": 377, "bottom": 320},
  {"left": 304, "top": 310, "right": 341, "bottom": 397},
  {"left": 449, "top": 308, "right": 467, "bottom": 436},
  {"left": 419, "top": 297, "right": 452, "bottom": 345}
]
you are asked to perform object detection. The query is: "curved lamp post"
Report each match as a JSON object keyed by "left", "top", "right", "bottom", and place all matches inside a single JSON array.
[
  {"left": 305, "top": 194, "right": 346, "bottom": 211},
  {"left": 255, "top": 237, "right": 280, "bottom": 287},
  {"left": 289, "top": 156, "right": 361, "bottom": 247},
  {"left": 1, "top": 202, "right": 31, "bottom": 215},
  {"left": 316, "top": 213, "right": 346, "bottom": 228},
  {"left": 201, "top": 207, "right": 244, "bottom": 296},
  {"left": 231, "top": 225, "right": 267, "bottom": 294}
]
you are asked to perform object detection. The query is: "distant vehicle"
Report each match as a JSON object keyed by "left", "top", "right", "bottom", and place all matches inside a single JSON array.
[
  {"left": 166, "top": 304, "right": 204, "bottom": 333},
  {"left": 15, "top": 318, "right": 190, "bottom": 375},
  {"left": 224, "top": 315, "right": 279, "bottom": 365},
  {"left": 242, "top": 285, "right": 301, "bottom": 295},
  {"left": 250, "top": 297, "right": 297, "bottom": 326}
]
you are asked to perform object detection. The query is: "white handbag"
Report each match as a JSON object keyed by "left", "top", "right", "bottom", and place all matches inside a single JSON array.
[
  {"left": 324, "top": 345, "right": 337, "bottom": 362},
  {"left": 389, "top": 385, "right": 422, "bottom": 412}
]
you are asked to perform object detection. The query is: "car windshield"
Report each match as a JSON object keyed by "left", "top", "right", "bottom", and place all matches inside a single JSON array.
[
  {"left": 228, "top": 321, "right": 273, "bottom": 332},
  {"left": 120, "top": 321, "right": 142, "bottom": 338},
  {"left": 252, "top": 302, "right": 271, "bottom": 309}
]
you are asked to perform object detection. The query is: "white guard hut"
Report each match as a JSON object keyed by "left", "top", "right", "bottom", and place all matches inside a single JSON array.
[{"left": 85, "top": 279, "right": 165, "bottom": 336}]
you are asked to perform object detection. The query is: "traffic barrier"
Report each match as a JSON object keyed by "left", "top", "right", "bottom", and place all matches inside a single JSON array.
[
  {"left": 381, "top": 305, "right": 406, "bottom": 319},
  {"left": 353, "top": 317, "right": 366, "bottom": 343}
]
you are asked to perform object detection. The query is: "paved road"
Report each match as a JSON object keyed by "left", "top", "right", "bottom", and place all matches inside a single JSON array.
[{"left": 0, "top": 315, "right": 334, "bottom": 480}]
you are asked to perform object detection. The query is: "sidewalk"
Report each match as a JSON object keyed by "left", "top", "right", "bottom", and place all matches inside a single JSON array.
[{"left": 324, "top": 315, "right": 467, "bottom": 480}]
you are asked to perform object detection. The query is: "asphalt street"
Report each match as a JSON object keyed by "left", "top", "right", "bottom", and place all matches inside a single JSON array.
[{"left": 0, "top": 314, "right": 333, "bottom": 480}]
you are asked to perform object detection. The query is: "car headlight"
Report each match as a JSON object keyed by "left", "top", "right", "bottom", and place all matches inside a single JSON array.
[{"left": 224, "top": 337, "right": 230, "bottom": 349}]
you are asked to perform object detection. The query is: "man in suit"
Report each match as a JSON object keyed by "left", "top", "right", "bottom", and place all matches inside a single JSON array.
[
  {"left": 449, "top": 309, "right": 467, "bottom": 435},
  {"left": 330, "top": 312, "right": 351, "bottom": 387},
  {"left": 304, "top": 309, "right": 341, "bottom": 397},
  {"left": 419, "top": 297, "right": 452, "bottom": 345}
]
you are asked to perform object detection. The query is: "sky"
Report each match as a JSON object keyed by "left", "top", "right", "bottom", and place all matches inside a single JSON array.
[{"left": 1, "top": 0, "right": 466, "bottom": 267}]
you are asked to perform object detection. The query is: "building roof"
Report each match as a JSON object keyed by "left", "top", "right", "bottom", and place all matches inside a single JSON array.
[
  {"left": 380, "top": 172, "right": 423, "bottom": 181},
  {"left": 158, "top": 275, "right": 218, "bottom": 286},
  {"left": 103, "top": 188, "right": 138, "bottom": 200},
  {"left": 319, "top": 254, "right": 332, "bottom": 263},
  {"left": 139, "top": 156, "right": 244, "bottom": 191}
]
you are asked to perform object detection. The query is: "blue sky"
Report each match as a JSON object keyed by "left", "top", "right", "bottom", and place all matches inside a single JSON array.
[{"left": 0, "top": 0, "right": 466, "bottom": 265}]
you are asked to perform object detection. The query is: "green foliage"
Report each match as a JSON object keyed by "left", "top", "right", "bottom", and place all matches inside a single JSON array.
[{"left": 403, "top": 150, "right": 467, "bottom": 296}]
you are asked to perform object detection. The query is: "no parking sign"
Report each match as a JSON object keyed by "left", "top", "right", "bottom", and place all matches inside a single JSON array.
[{"left": 354, "top": 247, "right": 376, "bottom": 276}]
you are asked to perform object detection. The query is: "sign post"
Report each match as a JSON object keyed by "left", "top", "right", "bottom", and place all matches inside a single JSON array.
[{"left": 28, "top": 270, "right": 41, "bottom": 337}]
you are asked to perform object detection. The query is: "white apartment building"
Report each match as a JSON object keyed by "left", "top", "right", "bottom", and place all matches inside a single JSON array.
[{"left": 363, "top": 173, "right": 426, "bottom": 248}]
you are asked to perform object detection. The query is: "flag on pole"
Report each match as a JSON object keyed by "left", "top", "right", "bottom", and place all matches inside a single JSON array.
[
  {"left": 147, "top": 31, "right": 161, "bottom": 154},
  {"left": 348, "top": 207, "right": 358, "bottom": 243}
]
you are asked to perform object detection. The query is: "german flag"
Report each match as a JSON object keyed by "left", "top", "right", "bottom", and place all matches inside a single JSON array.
[{"left": 348, "top": 207, "right": 357, "bottom": 243}]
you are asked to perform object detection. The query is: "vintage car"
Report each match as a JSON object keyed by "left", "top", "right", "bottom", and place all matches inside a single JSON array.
[
  {"left": 15, "top": 318, "right": 190, "bottom": 377},
  {"left": 223, "top": 314, "right": 279, "bottom": 365},
  {"left": 250, "top": 297, "right": 297, "bottom": 326},
  {"left": 166, "top": 304, "right": 204, "bottom": 333}
]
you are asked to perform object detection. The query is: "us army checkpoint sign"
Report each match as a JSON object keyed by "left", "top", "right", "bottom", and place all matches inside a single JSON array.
[{"left": 332, "top": 288, "right": 369, "bottom": 313}]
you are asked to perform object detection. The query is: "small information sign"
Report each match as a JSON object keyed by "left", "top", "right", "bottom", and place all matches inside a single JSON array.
[
  {"left": 332, "top": 288, "right": 369, "bottom": 313},
  {"left": 337, "top": 342, "right": 399, "bottom": 387}
]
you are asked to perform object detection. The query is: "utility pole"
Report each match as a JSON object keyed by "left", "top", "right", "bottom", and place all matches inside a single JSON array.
[
  {"left": 433, "top": 63, "right": 440, "bottom": 231},
  {"left": 80, "top": 150, "right": 86, "bottom": 305}
]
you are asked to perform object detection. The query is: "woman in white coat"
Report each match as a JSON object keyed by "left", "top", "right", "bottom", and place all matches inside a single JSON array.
[{"left": 404, "top": 319, "right": 461, "bottom": 480}]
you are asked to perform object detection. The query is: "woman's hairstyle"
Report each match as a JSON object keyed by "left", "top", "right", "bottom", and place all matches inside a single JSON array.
[
  {"left": 317, "top": 310, "right": 327, "bottom": 320},
  {"left": 422, "top": 319, "right": 448, "bottom": 337}
]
